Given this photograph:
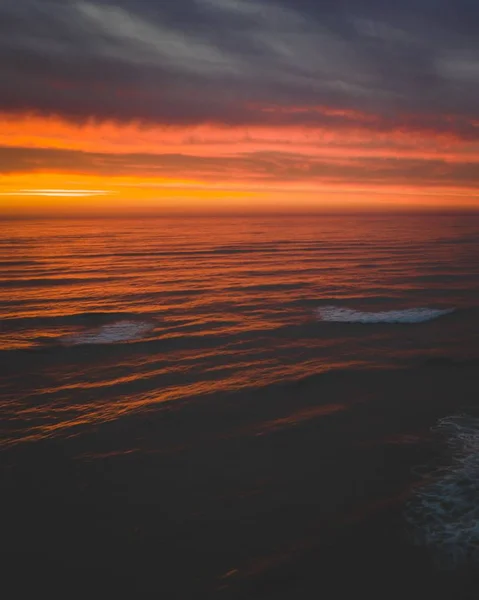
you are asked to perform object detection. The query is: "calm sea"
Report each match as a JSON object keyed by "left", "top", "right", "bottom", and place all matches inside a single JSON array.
[
  {"left": 1, "top": 213, "right": 479, "bottom": 598},
  {"left": 1, "top": 214, "right": 478, "bottom": 446}
]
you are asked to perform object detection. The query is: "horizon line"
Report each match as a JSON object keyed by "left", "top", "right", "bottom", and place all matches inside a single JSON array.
[{"left": 3, "top": 208, "right": 479, "bottom": 220}]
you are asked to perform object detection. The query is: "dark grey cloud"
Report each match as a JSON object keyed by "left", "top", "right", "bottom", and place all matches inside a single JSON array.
[{"left": 0, "top": 0, "right": 478, "bottom": 126}]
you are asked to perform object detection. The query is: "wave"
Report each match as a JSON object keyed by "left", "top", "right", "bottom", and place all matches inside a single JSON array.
[
  {"left": 0, "top": 276, "right": 118, "bottom": 288},
  {"left": 405, "top": 415, "right": 479, "bottom": 567},
  {"left": 0, "top": 260, "right": 40, "bottom": 267},
  {"left": 62, "top": 320, "right": 155, "bottom": 345},
  {"left": 315, "top": 306, "right": 455, "bottom": 324},
  {"left": 1, "top": 311, "right": 155, "bottom": 328}
]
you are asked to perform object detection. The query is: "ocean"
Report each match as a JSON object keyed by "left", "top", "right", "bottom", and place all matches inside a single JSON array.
[{"left": 1, "top": 213, "right": 479, "bottom": 598}]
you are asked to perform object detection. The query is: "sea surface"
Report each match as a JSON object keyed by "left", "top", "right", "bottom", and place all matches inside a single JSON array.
[{"left": 1, "top": 214, "right": 479, "bottom": 598}]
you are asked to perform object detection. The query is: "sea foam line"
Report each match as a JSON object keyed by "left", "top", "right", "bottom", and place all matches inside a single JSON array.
[
  {"left": 404, "top": 415, "right": 479, "bottom": 567},
  {"left": 63, "top": 320, "right": 154, "bottom": 345},
  {"left": 315, "top": 306, "right": 454, "bottom": 324}
]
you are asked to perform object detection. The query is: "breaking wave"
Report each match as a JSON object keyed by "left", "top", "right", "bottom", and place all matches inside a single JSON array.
[
  {"left": 315, "top": 306, "right": 454, "bottom": 324},
  {"left": 405, "top": 415, "right": 479, "bottom": 567},
  {"left": 63, "top": 320, "right": 154, "bottom": 345}
]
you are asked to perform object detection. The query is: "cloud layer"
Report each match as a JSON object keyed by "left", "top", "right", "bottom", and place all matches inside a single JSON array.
[
  {"left": 1, "top": 0, "right": 478, "bottom": 211},
  {"left": 2, "top": 0, "right": 478, "bottom": 124}
]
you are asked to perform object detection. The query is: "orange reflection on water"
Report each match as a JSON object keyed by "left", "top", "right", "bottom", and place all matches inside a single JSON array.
[
  {"left": 2, "top": 214, "right": 479, "bottom": 448},
  {"left": 251, "top": 403, "right": 347, "bottom": 436}
]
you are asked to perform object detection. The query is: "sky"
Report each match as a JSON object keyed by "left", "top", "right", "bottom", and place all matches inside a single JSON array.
[{"left": 1, "top": 0, "right": 478, "bottom": 215}]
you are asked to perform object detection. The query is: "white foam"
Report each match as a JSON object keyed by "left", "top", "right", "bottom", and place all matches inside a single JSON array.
[
  {"left": 63, "top": 320, "right": 154, "bottom": 345},
  {"left": 405, "top": 415, "right": 479, "bottom": 567},
  {"left": 315, "top": 306, "right": 454, "bottom": 324}
]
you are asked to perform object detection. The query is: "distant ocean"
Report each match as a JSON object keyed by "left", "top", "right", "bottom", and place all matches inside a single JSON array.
[{"left": 2, "top": 214, "right": 479, "bottom": 598}]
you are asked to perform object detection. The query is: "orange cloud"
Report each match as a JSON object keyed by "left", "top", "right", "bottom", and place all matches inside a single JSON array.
[
  {"left": 1, "top": 113, "right": 478, "bottom": 161},
  {"left": 0, "top": 110, "right": 478, "bottom": 215}
]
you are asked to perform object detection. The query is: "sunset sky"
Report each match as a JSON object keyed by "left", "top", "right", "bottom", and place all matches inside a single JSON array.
[{"left": 1, "top": 0, "right": 478, "bottom": 215}]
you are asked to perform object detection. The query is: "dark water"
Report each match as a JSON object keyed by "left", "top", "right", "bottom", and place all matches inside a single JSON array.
[{"left": 1, "top": 214, "right": 479, "bottom": 598}]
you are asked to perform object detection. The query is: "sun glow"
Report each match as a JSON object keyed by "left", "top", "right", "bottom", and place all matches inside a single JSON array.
[
  {"left": 0, "top": 189, "right": 110, "bottom": 197},
  {"left": 1, "top": 112, "right": 478, "bottom": 215}
]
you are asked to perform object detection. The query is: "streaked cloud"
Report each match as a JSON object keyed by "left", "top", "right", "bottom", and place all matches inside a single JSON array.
[
  {"left": 0, "top": 188, "right": 109, "bottom": 197},
  {"left": 1, "top": 0, "right": 478, "bottom": 123},
  {"left": 0, "top": 0, "right": 477, "bottom": 212},
  {"left": 1, "top": 145, "right": 478, "bottom": 191}
]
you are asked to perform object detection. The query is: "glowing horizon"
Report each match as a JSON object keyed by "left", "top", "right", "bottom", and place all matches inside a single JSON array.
[{"left": 1, "top": 0, "right": 478, "bottom": 215}]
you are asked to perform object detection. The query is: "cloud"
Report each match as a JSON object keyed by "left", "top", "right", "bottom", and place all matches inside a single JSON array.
[
  {"left": 0, "top": 0, "right": 478, "bottom": 127},
  {"left": 75, "top": 1, "right": 245, "bottom": 75},
  {"left": 1, "top": 145, "right": 478, "bottom": 190}
]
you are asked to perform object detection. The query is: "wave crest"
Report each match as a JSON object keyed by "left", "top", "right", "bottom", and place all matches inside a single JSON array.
[
  {"left": 63, "top": 320, "right": 154, "bottom": 345},
  {"left": 405, "top": 415, "right": 479, "bottom": 567},
  {"left": 315, "top": 306, "right": 454, "bottom": 324}
]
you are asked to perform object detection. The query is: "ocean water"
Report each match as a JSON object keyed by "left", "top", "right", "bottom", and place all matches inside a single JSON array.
[
  {"left": 2, "top": 213, "right": 479, "bottom": 597},
  {"left": 2, "top": 214, "right": 478, "bottom": 446}
]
